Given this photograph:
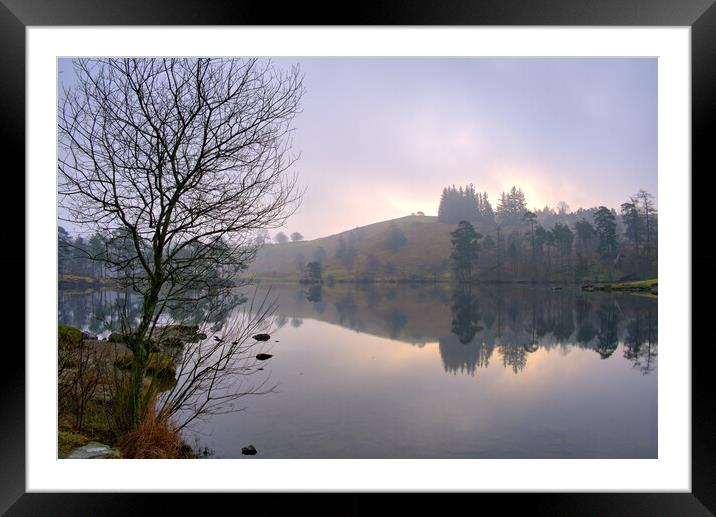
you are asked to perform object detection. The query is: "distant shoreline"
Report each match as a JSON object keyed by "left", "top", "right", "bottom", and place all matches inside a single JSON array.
[
  {"left": 58, "top": 274, "right": 118, "bottom": 290},
  {"left": 58, "top": 273, "right": 658, "bottom": 297},
  {"left": 250, "top": 276, "right": 658, "bottom": 291}
]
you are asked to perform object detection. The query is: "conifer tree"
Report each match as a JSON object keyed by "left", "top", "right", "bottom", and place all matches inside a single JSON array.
[{"left": 450, "top": 221, "right": 483, "bottom": 283}]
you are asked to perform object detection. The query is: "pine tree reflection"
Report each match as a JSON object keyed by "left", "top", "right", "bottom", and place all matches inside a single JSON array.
[
  {"left": 383, "top": 307, "right": 408, "bottom": 340},
  {"left": 595, "top": 302, "right": 620, "bottom": 359},
  {"left": 450, "top": 285, "right": 483, "bottom": 344},
  {"left": 60, "top": 284, "right": 658, "bottom": 377},
  {"left": 623, "top": 303, "right": 658, "bottom": 374},
  {"left": 304, "top": 284, "right": 322, "bottom": 303},
  {"left": 438, "top": 287, "right": 656, "bottom": 376}
]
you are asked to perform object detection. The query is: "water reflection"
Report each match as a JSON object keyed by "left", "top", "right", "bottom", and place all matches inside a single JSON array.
[
  {"left": 58, "top": 289, "right": 142, "bottom": 336},
  {"left": 59, "top": 282, "right": 657, "bottom": 458},
  {"left": 58, "top": 285, "right": 244, "bottom": 337},
  {"left": 59, "top": 283, "right": 657, "bottom": 378},
  {"left": 439, "top": 286, "right": 656, "bottom": 376},
  {"left": 258, "top": 283, "right": 658, "bottom": 378}
]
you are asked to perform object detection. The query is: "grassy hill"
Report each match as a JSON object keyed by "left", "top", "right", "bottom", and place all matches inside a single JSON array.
[{"left": 248, "top": 215, "right": 469, "bottom": 281}]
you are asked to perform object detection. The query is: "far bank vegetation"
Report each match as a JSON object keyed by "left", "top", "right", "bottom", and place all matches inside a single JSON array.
[{"left": 245, "top": 184, "right": 657, "bottom": 286}]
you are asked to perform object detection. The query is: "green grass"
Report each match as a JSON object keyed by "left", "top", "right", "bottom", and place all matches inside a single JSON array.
[
  {"left": 610, "top": 278, "right": 658, "bottom": 289},
  {"left": 582, "top": 278, "right": 657, "bottom": 295},
  {"left": 629, "top": 291, "right": 659, "bottom": 299},
  {"left": 597, "top": 278, "right": 657, "bottom": 289}
]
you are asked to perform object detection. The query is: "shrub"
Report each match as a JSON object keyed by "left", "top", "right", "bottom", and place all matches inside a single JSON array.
[
  {"left": 114, "top": 352, "right": 177, "bottom": 378},
  {"left": 58, "top": 326, "right": 107, "bottom": 433},
  {"left": 58, "top": 324, "right": 83, "bottom": 348},
  {"left": 101, "top": 367, "right": 136, "bottom": 438},
  {"left": 106, "top": 350, "right": 178, "bottom": 437}
]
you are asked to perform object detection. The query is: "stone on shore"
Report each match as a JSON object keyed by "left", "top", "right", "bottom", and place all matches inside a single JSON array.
[{"left": 67, "top": 441, "right": 121, "bottom": 459}]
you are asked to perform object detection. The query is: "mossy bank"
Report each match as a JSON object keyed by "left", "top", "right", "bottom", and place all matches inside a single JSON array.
[{"left": 581, "top": 278, "right": 657, "bottom": 296}]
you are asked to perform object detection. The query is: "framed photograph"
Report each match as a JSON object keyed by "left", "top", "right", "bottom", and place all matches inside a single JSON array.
[{"left": 5, "top": 0, "right": 713, "bottom": 514}]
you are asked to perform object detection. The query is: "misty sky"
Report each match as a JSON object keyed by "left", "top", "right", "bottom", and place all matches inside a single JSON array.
[{"left": 59, "top": 58, "right": 657, "bottom": 240}]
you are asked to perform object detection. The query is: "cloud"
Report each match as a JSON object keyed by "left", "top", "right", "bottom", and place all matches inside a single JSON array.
[{"left": 58, "top": 57, "right": 657, "bottom": 239}]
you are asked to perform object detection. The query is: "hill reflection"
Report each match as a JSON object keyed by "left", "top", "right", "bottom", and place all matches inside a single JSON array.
[{"left": 264, "top": 283, "right": 657, "bottom": 377}]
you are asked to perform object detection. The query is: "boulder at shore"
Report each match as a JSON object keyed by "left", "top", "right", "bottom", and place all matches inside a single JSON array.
[{"left": 67, "top": 442, "right": 121, "bottom": 459}]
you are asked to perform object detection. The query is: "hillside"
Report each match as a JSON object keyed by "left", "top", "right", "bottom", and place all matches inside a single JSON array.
[{"left": 248, "top": 215, "right": 470, "bottom": 281}]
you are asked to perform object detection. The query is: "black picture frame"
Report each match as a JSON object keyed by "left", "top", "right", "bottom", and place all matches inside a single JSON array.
[{"left": 3, "top": 1, "right": 712, "bottom": 514}]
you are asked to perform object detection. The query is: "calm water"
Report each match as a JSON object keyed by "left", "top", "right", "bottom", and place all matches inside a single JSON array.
[{"left": 59, "top": 283, "right": 657, "bottom": 458}]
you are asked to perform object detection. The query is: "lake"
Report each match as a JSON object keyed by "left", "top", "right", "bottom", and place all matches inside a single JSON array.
[{"left": 58, "top": 283, "right": 657, "bottom": 458}]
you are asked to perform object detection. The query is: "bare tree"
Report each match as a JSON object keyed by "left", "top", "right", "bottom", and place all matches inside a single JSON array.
[{"left": 58, "top": 57, "right": 304, "bottom": 428}]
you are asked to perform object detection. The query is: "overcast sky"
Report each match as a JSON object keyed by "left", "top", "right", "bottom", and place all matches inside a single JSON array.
[{"left": 59, "top": 58, "right": 657, "bottom": 240}]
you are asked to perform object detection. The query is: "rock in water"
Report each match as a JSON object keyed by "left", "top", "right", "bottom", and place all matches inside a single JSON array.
[
  {"left": 252, "top": 333, "right": 271, "bottom": 341},
  {"left": 241, "top": 445, "right": 257, "bottom": 456},
  {"left": 256, "top": 353, "right": 273, "bottom": 361}
]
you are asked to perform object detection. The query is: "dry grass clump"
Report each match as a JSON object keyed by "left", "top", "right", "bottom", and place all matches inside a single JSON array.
[{"left": 117, "top": 403, "right": 182, "bottom": 459}]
